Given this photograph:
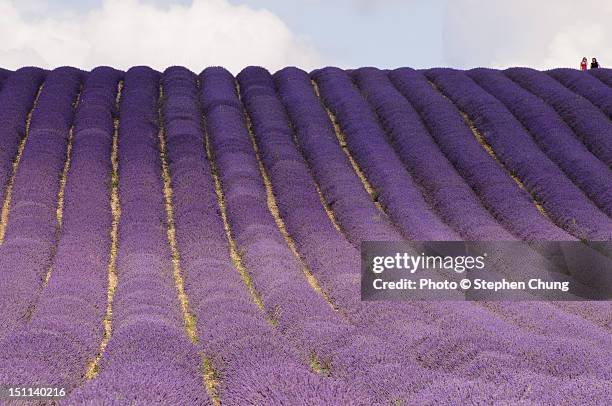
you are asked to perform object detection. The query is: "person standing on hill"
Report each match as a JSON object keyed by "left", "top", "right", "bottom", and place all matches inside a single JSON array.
[
  {"left": 591, "top": 57, "right": 600, "bottom": 69},
  {"left": 581, "top": 57, "right": 588, "bottom": 70}
]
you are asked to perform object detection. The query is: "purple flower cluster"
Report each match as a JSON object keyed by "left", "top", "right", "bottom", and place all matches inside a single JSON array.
[
  {"left": 0, "top": 67, "right": 82, "bottom": 338},
  {"left": 468, "top": 68, "right": 612, "bottom": 217},
  {"left": 273, "top": 67, "right": 401, "bottom": 244},
  {"left": 504, "top": 67, "right": 612, "bottom": 166},
  {"left": 425, "top": 68, "right": 612, "bottom": 241},
  {"left": 66, "top": 66, "right": 210, "bottom": 404},
  {"left": 352, "top": 67, "right": 514, "bottom": 241},
  {"left": 548, "top": 68, "right": 612, "bottom": 119},
  {"left": 312, "top": 67, "right": 460, "bottom": 241},
  {"left": 0, "top": 66, "right": 121, "bottom": 390}
]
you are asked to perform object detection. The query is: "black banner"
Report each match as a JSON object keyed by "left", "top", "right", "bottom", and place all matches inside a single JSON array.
[{"left": 361, "top": 241, "right": 612, "bottom": 301}]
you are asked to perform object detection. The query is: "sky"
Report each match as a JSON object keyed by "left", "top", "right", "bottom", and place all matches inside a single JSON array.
[{"left": 0, "top": 0, "right": 610, "bottom": 72}]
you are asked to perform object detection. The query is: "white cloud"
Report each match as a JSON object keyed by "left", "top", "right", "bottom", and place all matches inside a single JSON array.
[
  {"left": 443, "top": 0, "right": 612, "bottom": 69},
  {"left": 0, "top": 0, "right": 321, "bottom": 73}
]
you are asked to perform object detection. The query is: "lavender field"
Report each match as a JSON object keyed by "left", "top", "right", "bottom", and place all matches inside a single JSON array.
[{"left": 0, "top": 65, "right": 610, "bottom": 405}]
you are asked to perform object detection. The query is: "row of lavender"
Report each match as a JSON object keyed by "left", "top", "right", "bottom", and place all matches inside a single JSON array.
[
  {"left": 0, "top": 67, "right": 117, "bottom": 396},
  {"left": 0, "top": 65, "right": 609, "bottom": 404},
  {"left": 0, "top": 67, "right": 81, "bottom": 338}
]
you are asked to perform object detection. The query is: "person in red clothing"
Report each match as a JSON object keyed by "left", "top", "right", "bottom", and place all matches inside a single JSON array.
[{"left": 580, "top": 57, "right": 588, "bottom": 71}]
